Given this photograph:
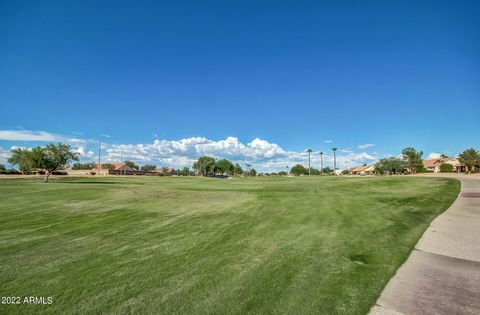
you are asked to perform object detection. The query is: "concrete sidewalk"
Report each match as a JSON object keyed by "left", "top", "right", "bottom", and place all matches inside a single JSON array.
[{"left": 370, "top": 176, "right": 480, "bottom": 315}]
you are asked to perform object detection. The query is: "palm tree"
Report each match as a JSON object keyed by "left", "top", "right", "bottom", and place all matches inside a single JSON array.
[
  {"left": 332, "top": 148, "right": 338, "bottom": 174},
  {"left": 458, "top": 148, "right": 480, "bottom": 174},
  {"left": 306, "top": 149, "right": 313, "bottom": 175},
  {"left": 319, "top": 151, "right": 324, "bottom": 175}
]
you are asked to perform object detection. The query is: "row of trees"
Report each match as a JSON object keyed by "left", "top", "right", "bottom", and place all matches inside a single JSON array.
[
  {"left": 305, "top": 148, "right": 337, "bottom": 175},
  {"left": 0, "top": 164, "right": 21, "bottom": 174},
  {"left": 373, "top": 147, "right": 427, "bottom": 175},
  {"left": 192, "top": 156, "right": 256, "bottom": 177},
  {"left": 289, "top": 164, "right": 335, "bottom": 176},
  {"left": 5, "top": 143, "right": 479, "bottom": 181}
]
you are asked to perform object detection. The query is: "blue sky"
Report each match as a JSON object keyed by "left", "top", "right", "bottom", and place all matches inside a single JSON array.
[{"left": 1, "top": 1, "right": 479, "bottom": 170}]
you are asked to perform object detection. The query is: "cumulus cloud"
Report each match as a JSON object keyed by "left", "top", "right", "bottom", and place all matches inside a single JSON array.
[
  {"left": 0, "top": 146, "right": 10, "bottom": 164},
  {"left": 101, "top": 136, "right": 290, "bottom": 169},
  {"left": 427, "top": 152, "right": 442, "bottom": 160},
  {"left": 74, "top": 146, "right": 95, "bottom": 159},
  {"left": 357, "top": 143, "right": 375, "bottom": 149}
]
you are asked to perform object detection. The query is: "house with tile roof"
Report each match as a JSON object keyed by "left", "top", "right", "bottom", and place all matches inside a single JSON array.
[
  {"left": 349, "top": 165, "right": 375, "bottom": 175},
  {"left": 422, "top": 157, "right": 466, "bottom": 173}
]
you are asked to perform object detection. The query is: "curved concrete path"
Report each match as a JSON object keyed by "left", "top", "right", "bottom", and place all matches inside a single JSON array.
[{"left": 370, "top": 175, "right": 480, "bottom": 315}]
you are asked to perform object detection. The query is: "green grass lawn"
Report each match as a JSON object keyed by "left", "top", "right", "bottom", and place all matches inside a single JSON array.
[{"left": 0, "top": 176, "right": 459, "bottom": 314}]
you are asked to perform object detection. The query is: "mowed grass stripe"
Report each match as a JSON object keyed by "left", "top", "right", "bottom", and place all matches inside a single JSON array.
[{"left": 0, "top": 176, "right": 459, "bottom": 314}]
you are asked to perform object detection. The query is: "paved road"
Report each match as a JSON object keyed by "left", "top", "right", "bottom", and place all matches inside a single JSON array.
[{"left": 370, "top": 175, "right": 480, "bottom": 315}]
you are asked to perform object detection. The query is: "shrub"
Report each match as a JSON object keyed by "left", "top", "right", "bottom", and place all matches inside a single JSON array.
[
  {"left": 51, "top": 171, "right": 68, "bottom": 175},
  {"left": 0, "top": 168, "right": 22, "bottom": 175},
  {"left": 439, "top": 163, "right": 454, "bottom": 173}
]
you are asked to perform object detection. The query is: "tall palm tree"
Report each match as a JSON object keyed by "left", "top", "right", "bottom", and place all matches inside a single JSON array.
[
  {"left": 319, "top": 151, "right": 324, "bottom": 175},
  {"left": 332, "top": 148, "right": 338, "bottom": 174},
  {"left": 306, "top": 149, "right": 313, "bottom": 175}
]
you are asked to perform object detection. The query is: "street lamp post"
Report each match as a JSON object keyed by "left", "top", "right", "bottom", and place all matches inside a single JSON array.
[
  {"left": 97, "top": 139, "right": 102, "bottom": 175},
  {"left": 319, "top": 151, "right": 324, "bottom": 175},
  {"left": 332, "top": 148, "right": 338, "bottom": 175}
]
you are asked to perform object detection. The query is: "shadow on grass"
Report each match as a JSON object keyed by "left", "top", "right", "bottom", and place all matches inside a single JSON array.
[{"left": 52, "top": 180, "right": 128, "bottom": 185}]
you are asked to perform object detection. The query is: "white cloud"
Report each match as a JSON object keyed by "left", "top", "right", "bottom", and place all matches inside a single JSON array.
[
  {"left": 357, "top": 143, "right": 375, "bottom": 149},
  {"left": 427, "top": 152, "right": 442, "bottom": 160},
  {"left": 0, "top": 146, "right": 10, "bottom": 164},
  {"left": 74, "top": 146, "right": 95, "bottom": 159},
  {"left": 0, "top": 130, "right": 65, "bottom": 142},
  {"left": 101, "top": 134, "right": 111, "bottom": 138},
  {"left": 323, "top": 140, "right": 333, "bottom": 143},
  {"left": 0, "top": 130, "right": 85, "bottom": 144}
]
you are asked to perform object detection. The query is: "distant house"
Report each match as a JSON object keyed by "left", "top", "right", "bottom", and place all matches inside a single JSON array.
[
  {"left": 349, "top": 165, "right": 375, "bottom": 175},
  {"left": 422, "top": 158, "right": 466, "bottom": 173},
  {"left": 153, "top": 167, "right": 177, "bottom": 176},
  {"left": 95, "top": 163, "right": 145, "bottom": 175}
]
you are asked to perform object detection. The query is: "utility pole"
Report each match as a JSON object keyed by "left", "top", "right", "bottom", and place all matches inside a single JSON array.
[
  {"left": 120, "top": 151, "right": 125, "bottom": 175},
  {"left": 332, "top": 148, "right": 338, "bottom": 175},
  {"left": 98, "top": 139, "right": 102, "bottom": 175},
  {"left": 320, "top": 152, "right": 324, "bottom": 175}
]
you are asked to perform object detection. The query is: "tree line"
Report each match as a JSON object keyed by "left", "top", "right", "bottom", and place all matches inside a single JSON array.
[
  {"left": 4, "top": 143, "right": 479, "bottom": 182},
  {"left": 192, "top": 156, "right": 256, "bottom": 177},
  {"left": 289, "top": 164, "right": 335, "bottom": 176}
]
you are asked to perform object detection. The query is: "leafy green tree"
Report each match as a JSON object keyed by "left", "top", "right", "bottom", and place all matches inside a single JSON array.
[
  {"left": 439, "top": 163, "right": 454, "bottom": 173},
  {"left": 179, "top": 167, "right": 190, "bottom": 176},
  {"left": 160, "top": 167, "right": 171, "bottom": 176},
  {"left": 8, "top": 148, "right": 35, "bottom": 173},
  {"left": 290, "top": 164, "right": 308, "bottom": 176},
  {"left": 248, "top": 168, "right": 257, "bottom": 177},
  {"left": 0, "top": 164, "right": 5, "bottom": 171},
  {"left": 141, "top": 164, "right": 156, "bottom": 172},
  {"left": 124, "top": 160, "right": 138, "bottom": 170},
  {"left": 402, "top": 147, "right": 424, "bottom": 173},
  {"left": 233, "top": 163, "right": 243, "bottom": 176},
  {"left": 9, "top": 143, "right": 79, "bottom": 182},
  {"left": 192, "top": 156, "right": 216, "bottom": 176},
  {"left": 458, "top": 148, "right": 480, "bottom": 173},
  {"left": 310, "top": 168, "right": 321, "bottom": 175},
  {"left": 374, "top": 157, "right": 407, "bottom": 175},
  {"left": 215, "top": 159, "right": 234, "bottom": 175}
]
